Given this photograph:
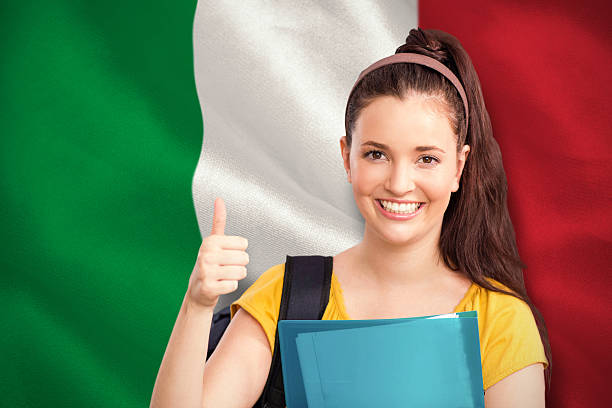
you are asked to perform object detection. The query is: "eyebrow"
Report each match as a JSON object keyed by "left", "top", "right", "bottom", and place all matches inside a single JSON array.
[{"left": 361, "top": 141, "right": 446, "bottom": 154}]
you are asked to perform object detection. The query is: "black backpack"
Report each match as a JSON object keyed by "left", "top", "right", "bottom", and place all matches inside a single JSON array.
[{"left": 206, "top": 254, "right": 333, "bottom": 408}]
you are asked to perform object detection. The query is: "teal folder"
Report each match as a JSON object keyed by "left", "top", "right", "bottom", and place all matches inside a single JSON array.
[{"left": 278, "top": 311, "right": 484, "bottom": 408}]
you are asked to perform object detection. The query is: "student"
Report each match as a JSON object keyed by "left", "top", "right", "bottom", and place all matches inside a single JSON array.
[{"left": 151, "top": 27, "right": 551, "bottom": 408}]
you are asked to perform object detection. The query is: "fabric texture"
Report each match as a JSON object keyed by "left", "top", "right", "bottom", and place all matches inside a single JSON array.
[
  {"left": 230, "top": 262, "right": 549, "bottom": 391},
  {"left": 419, "top": 2, "right": 612, "bottom": 405},
  {"left": 192, "top": 1, "right": 418, "bottom": 314}
]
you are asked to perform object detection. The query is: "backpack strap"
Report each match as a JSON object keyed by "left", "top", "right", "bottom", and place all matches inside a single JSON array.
[{"left": 256, "top": 255, "right": 333, "bottom": 408}]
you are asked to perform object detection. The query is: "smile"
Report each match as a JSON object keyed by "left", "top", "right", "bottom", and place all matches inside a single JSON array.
[{"left": 376, "top": 199, "right": 425, "bottom": 220}]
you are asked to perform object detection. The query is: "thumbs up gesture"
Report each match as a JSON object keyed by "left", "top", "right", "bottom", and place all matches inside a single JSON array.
[{"left": 188, "top": 197, "right": 249, "bottom": 310}]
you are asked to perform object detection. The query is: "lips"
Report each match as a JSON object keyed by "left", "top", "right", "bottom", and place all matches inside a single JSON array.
[
  {"left": 375, "top": 199, "right": 426, "bottom": 220},
  {"left": 376, "top": 198, "right": 423, "bottom": 204},
  {"left": 376, "top": 199, "right": 424, "bottom": 209}
]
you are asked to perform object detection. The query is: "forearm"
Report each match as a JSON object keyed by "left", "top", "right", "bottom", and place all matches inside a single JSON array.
[{"left": 150, "top": 290, "right": 214, "bottom": 408}]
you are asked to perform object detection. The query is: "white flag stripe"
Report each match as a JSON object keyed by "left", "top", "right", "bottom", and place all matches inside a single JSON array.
[{"left": 193, "top": 1, "right": 418, "bottom": 311}]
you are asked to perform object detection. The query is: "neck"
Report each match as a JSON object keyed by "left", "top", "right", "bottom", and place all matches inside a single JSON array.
[{"left": 354, "top": 224, "right": 450, "bottom": 291}]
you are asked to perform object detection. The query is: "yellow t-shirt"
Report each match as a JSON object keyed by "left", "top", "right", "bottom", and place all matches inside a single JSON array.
[{"left": 230, "top": 262, "right": 549, "bottom": 391}]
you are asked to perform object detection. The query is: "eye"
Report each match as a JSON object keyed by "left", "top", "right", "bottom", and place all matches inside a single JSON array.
[
  {"left": 363, "top": 149, "right": 386, "bottom": 161},
  {"left": 417, "top": 155, "right": 440, "bottom": 166}
]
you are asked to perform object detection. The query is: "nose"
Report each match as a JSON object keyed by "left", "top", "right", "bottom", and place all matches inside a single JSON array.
[{"left": 384, "top": 160, "right": 416, "bottom": 195}]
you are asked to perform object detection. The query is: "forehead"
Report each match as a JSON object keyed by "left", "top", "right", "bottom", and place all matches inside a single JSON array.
[{"left": 353, "top": 95, "right": 456, "bottom": 150}]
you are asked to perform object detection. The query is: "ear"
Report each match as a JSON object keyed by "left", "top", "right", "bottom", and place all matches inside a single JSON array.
[
  {"left": 451, "top": 144, "right": 470, "bottom": 192},
  {"left": 339, "top": 135, "right": 352, "bottom": 183}
]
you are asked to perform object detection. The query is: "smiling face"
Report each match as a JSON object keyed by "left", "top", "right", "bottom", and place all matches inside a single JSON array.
[{"left": 340, "top": 94, "right": 470, "bottom": 247}]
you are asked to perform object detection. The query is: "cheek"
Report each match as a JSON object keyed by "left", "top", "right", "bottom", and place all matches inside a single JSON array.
[
  {"left": 352, "top": 164, "right": 385, "bottom": 193},
  {"left": 420, "top": 171, "right": 456, "bottom": 200}
]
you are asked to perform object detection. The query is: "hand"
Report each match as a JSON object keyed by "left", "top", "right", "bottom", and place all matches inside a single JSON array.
[{"left": 187, "top": 197, "right": 249, "bottom": 310}]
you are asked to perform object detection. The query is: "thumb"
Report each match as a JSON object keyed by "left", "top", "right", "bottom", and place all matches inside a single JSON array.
[{"left": 211, "top": 197, "right": 226, "bottom": 235}]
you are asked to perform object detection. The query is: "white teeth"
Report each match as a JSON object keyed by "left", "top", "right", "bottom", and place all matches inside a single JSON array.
[{"left": 379, "top": 200, "right": 422, "bottom": 214}]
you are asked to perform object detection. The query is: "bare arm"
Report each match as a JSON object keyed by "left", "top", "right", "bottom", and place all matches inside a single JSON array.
[
  {"left": 151, "top": 197, "right": 263, "bottom": 407},
  {"left": 484, "top": 363, "right": 545, "bottom": 408},
  {"left": 200, "top": 307, "right": 272, "bottom": 408},
  {"left": 150, "top": 291, "right": 213, "bottom": 408}
]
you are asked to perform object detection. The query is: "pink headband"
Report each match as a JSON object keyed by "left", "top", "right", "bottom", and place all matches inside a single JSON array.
[{"left": 345, "top": 52, "right": 469, "bottom": 138}]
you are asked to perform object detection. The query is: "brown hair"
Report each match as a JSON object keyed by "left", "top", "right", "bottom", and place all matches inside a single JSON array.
[{"left": 345, "top": 27, "right": 552, "bottom": 391}]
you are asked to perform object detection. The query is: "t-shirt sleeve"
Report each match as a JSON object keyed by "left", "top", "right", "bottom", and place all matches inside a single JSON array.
[
  {"left": 230, "top": 262, "right": 285, "bottom": 356},
  {"left": 481, "top": 290, "right": 549, "bottom": 390}
]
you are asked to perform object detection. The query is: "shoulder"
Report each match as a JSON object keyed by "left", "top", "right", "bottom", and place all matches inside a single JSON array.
[
  {"left": 236, "top": 262, "right": 285, "bottom": 302},
  {"left": 230, "top": 262, "right": 285, "bottom": 319},
  {"left": 230, "top": 262, "right": 286, "bottom": 355},
  {"left": 462, "top": 277, "right": 532, "bottom": 327},
  {"left": 477, "top": 277, "right": 535, "bottom": 325},
  {"left": 474, "top": 277, "right": 549, "bottom": 390}
]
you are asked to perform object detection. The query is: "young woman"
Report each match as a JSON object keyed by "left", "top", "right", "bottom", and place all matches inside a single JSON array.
[{"left": 151, "top": 28, "right": 551, "bottom": 408}]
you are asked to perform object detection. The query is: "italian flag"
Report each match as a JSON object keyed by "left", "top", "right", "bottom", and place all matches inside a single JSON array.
[{"left": 2, "top": 1, "right": 609, "bottom": 407}]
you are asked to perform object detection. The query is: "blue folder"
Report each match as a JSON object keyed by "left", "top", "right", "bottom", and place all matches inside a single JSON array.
[{"left": 278, "top": 311, "right": 484, "bottom": 408}]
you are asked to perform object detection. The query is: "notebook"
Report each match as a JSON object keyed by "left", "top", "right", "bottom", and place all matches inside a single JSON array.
[{"left": 278, "top": 311, "right": 484, "bottom": 408}]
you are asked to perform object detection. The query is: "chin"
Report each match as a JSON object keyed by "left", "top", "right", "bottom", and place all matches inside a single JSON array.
[
  {"left": 370, "top": 225, "right": 420, "bottom": 246},
  {"left": 385, "top": 233, "right": 421, "bottom": 246}
]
